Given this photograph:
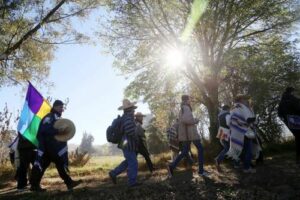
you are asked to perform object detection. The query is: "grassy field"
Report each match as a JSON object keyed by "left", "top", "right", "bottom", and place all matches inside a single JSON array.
[{"left": 0, "top": 145, "right": 300, "bottom": 200}]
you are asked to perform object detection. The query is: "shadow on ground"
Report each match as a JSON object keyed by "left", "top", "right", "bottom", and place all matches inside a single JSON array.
[{"left": 0, "top": 153, "right": 300, "bottom": 200}]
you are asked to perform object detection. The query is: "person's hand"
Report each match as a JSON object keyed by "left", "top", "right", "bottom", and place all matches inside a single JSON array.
[{"left": 57, "top": 126, "right": 67, "bottom": 134}]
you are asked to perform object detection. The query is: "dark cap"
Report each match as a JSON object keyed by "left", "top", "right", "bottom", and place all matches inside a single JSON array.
[
  {"left": 53, "top": 100, "right": 64, "bottom": 107},
  {"left": 222, "top": 105, "right": 230, "bottom": 110},
  {"left": 181, "top": 95, "right": 190, "bottom": 101}
]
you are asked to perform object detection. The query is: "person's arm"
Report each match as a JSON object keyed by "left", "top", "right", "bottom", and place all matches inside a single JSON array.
[
  {"left": 39, "top": 116, "right": 59, "bottom": 136},
  {"left": 225, "top": 114, "right": 231, "bottom": 127}
]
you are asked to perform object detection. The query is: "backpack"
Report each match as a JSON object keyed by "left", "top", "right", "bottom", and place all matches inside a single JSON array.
[{"left": 106, "top": 115, "right": 124, "bottom": 144}]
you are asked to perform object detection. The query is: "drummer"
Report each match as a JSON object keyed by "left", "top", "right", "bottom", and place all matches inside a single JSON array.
[{"left": 30, "top": 100, "right": 82, "bottom": 192}]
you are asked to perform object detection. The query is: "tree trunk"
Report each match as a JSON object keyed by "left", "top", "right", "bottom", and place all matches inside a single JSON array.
[
  {"left": 207, "top": 102, "right": 219, "bottom": 142},
  {"left": 203, "top": 77, "right": 220, "bottom": 157},
  {"left": 204, "top": 76, "right": 219, "bottom": 141}
]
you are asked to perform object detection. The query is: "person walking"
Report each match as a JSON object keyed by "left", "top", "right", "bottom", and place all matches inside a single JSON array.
[
  {"left": 167, "top": 95, "right": 208, "bottom": 177},
  {"left": 135, "top": 112, "right": 155, "bottom": 173},
  {"left": 215, "top": 105, "right": 231, "bottom": 172},
  {"left": 278, "top": 87, "right": 300, "bottom": 165},
  {"left": 109, "top": 99, "right": 140, "bottom": 187}
]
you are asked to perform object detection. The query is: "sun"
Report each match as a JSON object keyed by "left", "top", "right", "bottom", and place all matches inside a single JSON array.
[{"left": 165, "top": 48, "right": 184, "bottom": 69}]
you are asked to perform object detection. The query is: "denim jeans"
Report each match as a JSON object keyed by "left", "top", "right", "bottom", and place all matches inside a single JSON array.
[
  {"left": 216, "top": 140, "right": 230, "bottom": 164},
  {"left": 110, "top": 149, "right": 138, "bottom": 186},
  {"left": 170, "top": 140, "right": 204, "bottom": 174},
  {"left": 243, "top": 138, "right": 253, "bottom": 170}
]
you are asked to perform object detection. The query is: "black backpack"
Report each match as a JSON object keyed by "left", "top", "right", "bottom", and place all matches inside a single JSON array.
[{"left": 106, "top": 115, "right": 124, "bottom": 144}]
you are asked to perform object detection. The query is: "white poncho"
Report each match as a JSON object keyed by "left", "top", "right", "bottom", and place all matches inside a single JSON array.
[{"left": 226, "top": 103, "right": 261, "bottom": 161}]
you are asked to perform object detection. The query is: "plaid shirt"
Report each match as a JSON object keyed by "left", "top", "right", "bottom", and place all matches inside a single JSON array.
[{"left": 167, "top": 122, "right": 180, "bottom": 152}]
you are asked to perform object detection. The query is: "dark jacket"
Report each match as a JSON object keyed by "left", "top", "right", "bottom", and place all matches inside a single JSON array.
[
  {"left": 218, "top": 111, "right": 230, "bottom": 129},
  {"left": 17, "top": 133, "right": 36, "bottom": 150},
  {"left": 37, "top": 111, "right": 67, "bottom": 157},
  {"left": 118, "top": 112, "right": 138, "bottom": 152},
  {"left": 136, "top": 121, "right": 147, "bottom": 147},
  {"left": 278, "top": 92, "right": 300, "bottom": 123}
]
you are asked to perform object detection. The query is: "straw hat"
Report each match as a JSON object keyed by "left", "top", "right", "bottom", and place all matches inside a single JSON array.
[
  {"left": 135, "top": 112, "right": 146, "bottom": 117},
  {"left": 118, "top": 99, "right": 137, "bottom": 110},
  {"left": 54, "top": 118, "right": 76, "bottom": 142}
]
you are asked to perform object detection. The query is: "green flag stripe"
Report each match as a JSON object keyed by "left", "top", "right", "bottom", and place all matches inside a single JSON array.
[{"left": 23, "top": 115, "right": 41, "bottom": 147}]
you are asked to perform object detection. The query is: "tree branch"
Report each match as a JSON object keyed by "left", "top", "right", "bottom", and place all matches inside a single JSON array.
[{"left": 0, "top": 0, "right": 66, "bottom": 61}]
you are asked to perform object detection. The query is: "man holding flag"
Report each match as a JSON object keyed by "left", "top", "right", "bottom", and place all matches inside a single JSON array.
[
  {"left": 30, "top": 99, "right": 82, "bottom": 192},
  {"left": 15, "top": 82, "right": 81, "bottom": 192}
]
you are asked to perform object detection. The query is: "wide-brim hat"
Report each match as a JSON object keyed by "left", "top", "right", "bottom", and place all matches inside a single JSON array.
[
  {"left": 135, "top": 112, "right": 146, "bottom": 117},
  {"left": 54, "top": 118, "right": 76, "bottom": 142},
  {"left": 118, "top": 99, "right": 137, "bottom": 110}
]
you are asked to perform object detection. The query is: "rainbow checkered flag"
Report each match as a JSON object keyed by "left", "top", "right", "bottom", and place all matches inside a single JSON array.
[{"left": 17, "top": 82, "right": 51, "bottom": 146}]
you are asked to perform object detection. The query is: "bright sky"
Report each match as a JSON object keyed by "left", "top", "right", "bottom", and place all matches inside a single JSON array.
[{"left": 0, "top": 9, "right": 150, "bottom": 145}]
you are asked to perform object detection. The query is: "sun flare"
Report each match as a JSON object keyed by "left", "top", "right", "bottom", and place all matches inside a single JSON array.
[{"left": 165, "top": 48, "right": 184, "bottom": 69}]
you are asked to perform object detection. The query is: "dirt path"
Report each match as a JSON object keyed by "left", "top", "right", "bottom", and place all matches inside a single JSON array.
[{"left": 0, "top": 153, "right": 299, "bottom": 200}]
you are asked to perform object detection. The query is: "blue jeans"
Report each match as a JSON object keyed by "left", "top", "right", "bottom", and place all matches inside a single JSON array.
[
  {"left": 243, "top": 138, "right": 253, "bottom": 170},
  {"left": 216, "top": 140, "right": 230, "bottom": 164},
  {"left": 110, "top": 149, "right": 138, "bottom": 186},
  {"left": 170, "top": 140, "right": 204, "bottom": 174}
]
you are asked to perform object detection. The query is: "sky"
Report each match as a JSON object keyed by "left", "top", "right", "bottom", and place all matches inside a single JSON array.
[{"left": 0, "top": 9, "right": 150, "bottom": 145}]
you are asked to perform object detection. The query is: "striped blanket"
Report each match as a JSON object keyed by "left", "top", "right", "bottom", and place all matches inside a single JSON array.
[
  {"left": 226, "top": 103, "right": 260, "bottom": 160},
  {"left": 167, "top": 122, "right": 180, "bottom": 152}
]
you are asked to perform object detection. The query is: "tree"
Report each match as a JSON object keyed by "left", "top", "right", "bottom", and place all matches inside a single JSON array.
[
  {"left": 0, "top": 0, "right": 101, "bottom": 87},
  {"left": 99, "top": 0, "right": 300, "bottom": 145},
  {"left": 221, "top": 37, "right": 300, "bottom": 143},
  {"left": 146, "top": 120, "right": 169, "bottom": 154},
  {"left": 79, "top": 132, "right": 95, "bottom": 154}
]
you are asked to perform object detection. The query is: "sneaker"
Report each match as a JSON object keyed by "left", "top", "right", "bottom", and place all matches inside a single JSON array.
[
  {"left": 233, "top": 161, "right": 240, "bottom": 169},
  {"left": 215, "top": 159, "right": 222, "bottom": 172},
  {"left": 30, "top": 186, "right": 46, "bottom": 192},
  {"left": 67, "top": 180, "right": 82, "bottom": 191},
  {"left": 109, "top": 171, "right": 117, "bottom": 184},
  {"left": 17, "top": 185, "right": 27, "bottom": 192},
  {"left": 17, "top": 188, "right": 26, "bottom": 192},
  {"left": 167, "top": 165, "right": 174, "bottom": 178},
  {"left": 199, "top": 171, "right": 209, "bottom": 177},
  {"left": 243, "top": 168, "right": 256, "bottom": 174}
]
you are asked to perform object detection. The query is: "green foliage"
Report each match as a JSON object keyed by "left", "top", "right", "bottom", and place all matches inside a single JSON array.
[
  {"left": 100, "top": 0, "right": 300, "bottom": 143},
  {"left": 146, "top": 122, "right": 169, "bottom": 154},
  {"left": 221, "top": 37, "right": 300, "bottom": 142},
  {"left": 0, "top": 0, "right": 101, "bottom": 87}
]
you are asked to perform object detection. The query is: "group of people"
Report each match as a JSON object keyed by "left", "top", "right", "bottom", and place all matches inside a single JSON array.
[
  {"left": 166, "top": 94, "right": 261, "bottom": 177},
  {"left": 13, "top": 99, "right": 155, "bottom": 190},
  {"left": 166, "top": 87, "right": 300, "bottom": 178},
  {"left": 11, "top": 86, "right": 300, "bottom": 191},
  {"left": 214, "top": 95, "right": 262, "bottom": 173},
  {"left": 108, "top": 99, "right": 154, "bottom": 187}
]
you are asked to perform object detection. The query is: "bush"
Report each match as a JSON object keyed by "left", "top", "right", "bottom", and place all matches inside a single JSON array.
[
  {"left": 263, "top": 137, "right": 295, "bottom": 156},
  {"left": 69, "top": 148, "right": 91, "bottom": 167}
]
